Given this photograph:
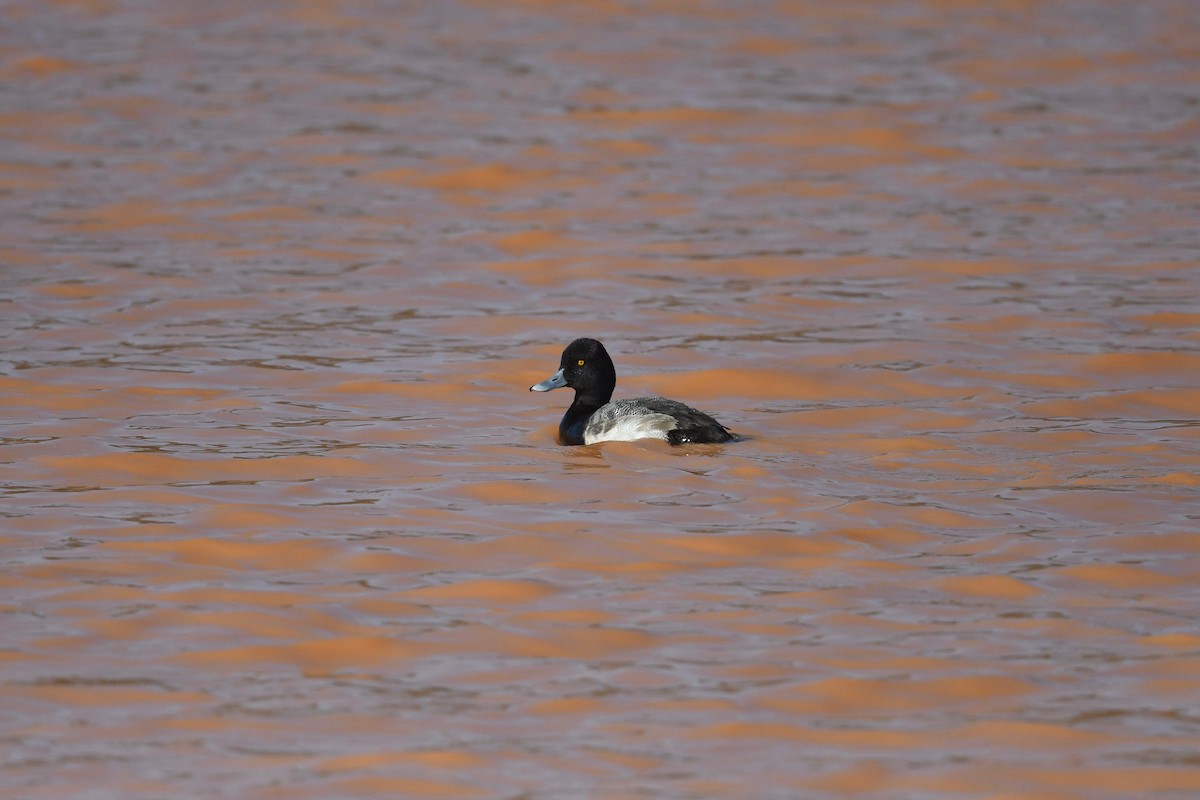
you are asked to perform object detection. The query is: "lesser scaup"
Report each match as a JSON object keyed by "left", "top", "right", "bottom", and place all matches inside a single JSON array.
[{"left": 529, "top": 338, "right": 737, "bottom": 446}]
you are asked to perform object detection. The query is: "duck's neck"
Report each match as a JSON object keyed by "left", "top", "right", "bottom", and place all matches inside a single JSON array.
[{"left": 559, "top": 388, "right": 612, "bottom": 445}]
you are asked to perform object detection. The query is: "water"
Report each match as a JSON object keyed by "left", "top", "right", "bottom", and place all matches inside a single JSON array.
[{"left": 3, "top": 1, "right": 1199, "bottom": 798}]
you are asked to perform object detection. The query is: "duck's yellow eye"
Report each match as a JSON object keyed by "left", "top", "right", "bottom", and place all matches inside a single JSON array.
[{"left": 577, "top": 359, "right": 585, "bottom": 366}]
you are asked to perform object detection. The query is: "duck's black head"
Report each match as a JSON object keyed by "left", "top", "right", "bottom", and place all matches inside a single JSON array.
[{"left": 529, "top": 337, "right": 617, "bottom": 406}]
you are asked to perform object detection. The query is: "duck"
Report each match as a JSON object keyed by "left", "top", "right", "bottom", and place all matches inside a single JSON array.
[{"left": 529, "top": 338, "right": 737, "bottom": 446}]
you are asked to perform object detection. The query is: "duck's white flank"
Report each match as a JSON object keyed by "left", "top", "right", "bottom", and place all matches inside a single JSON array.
[{"left": 583, "top": 402, "right": 676, "bottom": 444}]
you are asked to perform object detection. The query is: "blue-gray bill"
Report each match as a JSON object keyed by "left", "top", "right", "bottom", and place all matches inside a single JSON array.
[{"left": 530, "top": 368, "right": 567, "bottom": 392}]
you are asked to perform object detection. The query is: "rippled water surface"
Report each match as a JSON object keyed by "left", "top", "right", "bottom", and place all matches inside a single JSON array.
[{"left": 3, "top": 1, "right": 1200, "bottom": 798}]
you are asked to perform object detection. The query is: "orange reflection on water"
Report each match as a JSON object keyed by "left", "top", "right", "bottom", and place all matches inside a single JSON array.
[{"left": 3, "top": 0, "right": 1200, "bottom": 798}]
